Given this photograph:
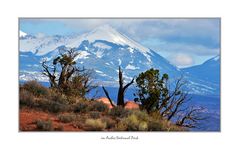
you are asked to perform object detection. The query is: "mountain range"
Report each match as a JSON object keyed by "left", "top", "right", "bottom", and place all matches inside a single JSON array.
[
  {"left": 19, "top": 25, "right": 220, "bottom": 96},
  {"left": 182, "top": 55, "right": 220, "bottom": 84}
]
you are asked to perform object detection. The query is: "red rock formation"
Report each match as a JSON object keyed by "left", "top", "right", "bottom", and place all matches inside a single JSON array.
[
  {"left": 96, "top": 97, "right": 114, "bottom": 109},
  {"left": 96, "top": 98, "right": 139, "bottom": 109},
  {"left": 124, "top": 101, "right": 139, "bottom": 109}
]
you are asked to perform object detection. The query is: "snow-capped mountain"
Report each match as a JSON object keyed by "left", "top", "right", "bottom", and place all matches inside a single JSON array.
[
  {"left": 19, "top": 25, "right": 220, "bottom": 96},
  {"left": 67, "top": 25, "right": 150, "bottom": 53},
  {"left": 182, "top": 55, "right": 220, "bottom": 84}
]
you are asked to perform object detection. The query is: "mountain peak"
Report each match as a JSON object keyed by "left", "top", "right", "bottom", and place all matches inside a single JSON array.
[
  {"left": 85, "top": 24, "right": 126, "bottom": 43},
  {"left": 82, "top": 25, "right": 150, "bottom": 53}
]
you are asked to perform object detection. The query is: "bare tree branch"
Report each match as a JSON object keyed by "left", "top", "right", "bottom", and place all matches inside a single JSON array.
[
  {"left": 102, "top": 86, "right": 114, "bottom": 107},
  {"left": 41, "top": 60, "right": 57, "bottom": 87},
  {"left": 176, "top": 107, "right": 206, "bottom": 128}
]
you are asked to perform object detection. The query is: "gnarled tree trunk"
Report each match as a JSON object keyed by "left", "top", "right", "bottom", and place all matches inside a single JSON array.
[
  {"left": 103, "top": 66, "right": 134, "bottom": 107},
  {"left": 117, "top": 66, "right": 134, "bottom": 106}
]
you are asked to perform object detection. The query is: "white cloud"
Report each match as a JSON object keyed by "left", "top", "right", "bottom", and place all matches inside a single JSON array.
[
  {"left": 169, "top": 53, "right": 194, "bottom": 68},
  {"left": 150, "top": 42, "right": 219, "bottom": 56}
]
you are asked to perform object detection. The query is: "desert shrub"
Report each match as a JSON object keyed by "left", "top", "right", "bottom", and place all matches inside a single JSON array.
[
  {"left": 90, "top": 111, "right": 100, "bottom": 119},
  {"left": 115, "top": 122, "right": 127, "bottom": 131},
  {"left": 115, "top": 110, "right": 177, "bottom": 131},
  {"left": 124, "top": 114, "right": 145, "bottom": 131},
  {"left": 101, "top": 117, "right": 116, "bottom": 129},
  {"left": 147, "top": 115, "right": 184, "bottom": 131},
  {"left": 148, "top": 119, "right": 164, "bottom": 131},
  {"left": 58, "top": 113, "right": 76, "bottom": 123},
  {"left": 19, "top": 89, "right": 35, "bottom": 107},
  {"left": 85, "top": 119, "right": 106, "bottom": 131},
  {"left": 74, "top": 103, "right": 89, "bottom": 113},
  {"left": 116, "top": 110, "right": 149, "bottom": 131},
  {"left": 48, "top": 90, "right": 69, "bottom": 105},
  {"left": 91, "top": 102, "right": 109, "bottom": 112},
  {"left": 157, "top": 119, "right": 184, "bottom": 131},
  {"left": 131, "top": 110, "right": 149, "bottom": 121},
  {"left": 36, "top": 120, "right": 53, "bottom": 131},
  {"left": 149, "top": 111, "right": 163, "bottom": 120},
  {"left": 109, "top": 106, "right": 130, "bottom": 118},
  {"left": 34, "top": 90, "right": 70, "bottom": 113},
  {"left": 143, "top": 111, "right": 163, "bottom": 131},
  {"left": 123, "top": 114, "right": 139, "bottom": 131},
  {"left": 36, "top": 98, "right": 68, "bottom": 113},
  {"left": 139, "top": 122, "right": 148, "bottom": 131},
  {"left": 66, "top": 96, "right": 78, "bottom": 104},
  {"left": 22, "top": 81, "right": 48, "bottom": 97},
  {"left": 73, "top": 100, "right": 109, "bottom": 113}
]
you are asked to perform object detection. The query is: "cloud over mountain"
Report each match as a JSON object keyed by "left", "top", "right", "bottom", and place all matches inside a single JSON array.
[{"left": 20, "top": 19, "right": 220, "bottom": 66}]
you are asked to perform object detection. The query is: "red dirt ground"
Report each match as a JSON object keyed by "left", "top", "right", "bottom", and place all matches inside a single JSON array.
[
  {"left": 20, "top": 100, "right": 140, "bottom": 131},
  {"left": 20, "top": 108, "right": 81, "bottom": 131}
]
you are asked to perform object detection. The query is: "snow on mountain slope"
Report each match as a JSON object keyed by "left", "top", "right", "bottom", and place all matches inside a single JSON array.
[
  {"left": 67, "top": 25, "right": 150, "bottom": 53},
  {"left": 20, "top": 35, "right": 75, "bottom": 55},
  {"left": 19, "top": 25, "right": 220, "bottom": 95},
  {"left": 19, "top": 25, "right": 150, "bottom": 56}
]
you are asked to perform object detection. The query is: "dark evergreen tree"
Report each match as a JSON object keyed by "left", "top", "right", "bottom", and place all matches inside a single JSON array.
[
  {"left": 134, "top": 68, "right": 169, "bottom": 113},
  {"left": 134, "top": 68, "right": 205, "bottom": 128}
]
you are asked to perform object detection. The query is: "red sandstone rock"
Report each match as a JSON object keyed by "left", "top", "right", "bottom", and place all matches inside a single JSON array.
[
  {"left": 96, "top": 97, "right": 114, "bottom": 109},
  {"left": 124, "top": 101, "right": 139, "bottom": 109}
]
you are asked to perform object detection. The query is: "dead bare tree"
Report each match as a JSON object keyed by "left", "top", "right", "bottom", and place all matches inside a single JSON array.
[
  {"left": 158, "top": 77, "right": 206, "bottom": 128},
  {"left": 102, "top": 66, "right": 134, "bottom": 107},
  {"left": 158, "top": 77, "right": 190, "bottom": 120},
  {"left": 117, "top": 66, "right": 134, "bottom": 106},
  {"left": 176, "top": 107, "right": 206, "bottom": 128}
]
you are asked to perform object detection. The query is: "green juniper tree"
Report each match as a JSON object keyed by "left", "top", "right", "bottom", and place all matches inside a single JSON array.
[
  {"left": 134, "top": 68, "right": 169, "bottom": 113},
  {"left": 134, "top": 68, "right": 205, "bottom": 128}
]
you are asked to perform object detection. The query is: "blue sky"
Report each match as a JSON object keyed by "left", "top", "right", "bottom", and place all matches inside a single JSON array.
[{"left": 20, "top": 18, "right": 220, "bottom": 67}]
